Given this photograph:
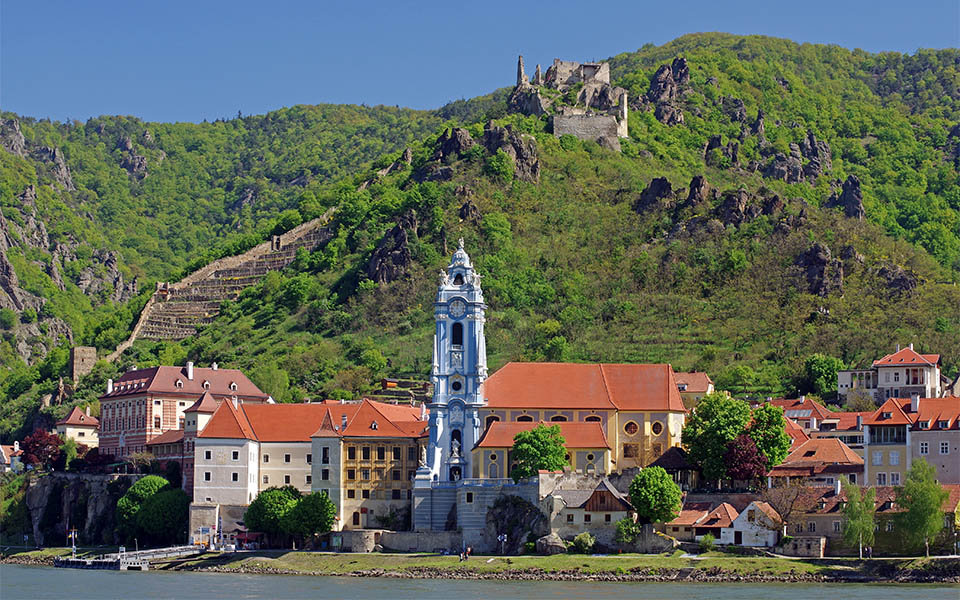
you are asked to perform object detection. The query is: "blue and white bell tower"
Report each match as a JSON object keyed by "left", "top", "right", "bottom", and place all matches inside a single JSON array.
[{"left": 425, "top": 238, "right": 487, "bottom": 482}]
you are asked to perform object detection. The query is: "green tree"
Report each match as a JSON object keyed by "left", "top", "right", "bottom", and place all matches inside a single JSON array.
[
  {"left": 614, "top": 517, "right": 642, "bottom": 545},
  {"left": 747, "top": 403, "right": 793, "bottom": 467},
  {"left": 841, "top": 481, "right": 876, "bottom": 559},
  {"left": 571, "top": 531, "right": 595, "bottom": 553},
  {"left": 0, "top": 308, "right": 16, "bottom": 330},
  {"left": 802, "top": 354, "right": 845, "bottom": 399},
  {"left": 895, "top": 458, "right": 949, "bottom": 557},
  {"left": 681, "top": 393, "right": 751, "bottom": 481},
  {"left": 244, "top": 486, "right": 301, "bottom": 540},
  {"left": 136, "top": 487, "right": 189, "bottom": 546},
  {"left": 116, "top": 475, "right": 170, "bottom": 542},
  {"left": 628, "top": 466, "right": 682, "bottom": 524},
  {"left": 250, "top": 362, "right": 290, "bottom": 403},
  {"left": 843, "top": 389, "right": 877, "bottom": 412},
  {"left": 280, "top": 491, "right": 337, "bottom": 546},
  {"left": 510, "top": 424, "right": 567, "bottom": 482}
]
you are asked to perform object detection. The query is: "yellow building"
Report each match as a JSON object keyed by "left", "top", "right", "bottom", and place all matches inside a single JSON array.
[
  {"left": 477, "top": 362, "right": 687, "bottom": 475},
  {"left": 472, "top": 420, "right": 613, "bottom": 478}
]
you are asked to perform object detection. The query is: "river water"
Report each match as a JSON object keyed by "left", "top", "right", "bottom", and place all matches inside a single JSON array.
[{"left": 0, "top": 564, "right": 955, "bottom": 599}]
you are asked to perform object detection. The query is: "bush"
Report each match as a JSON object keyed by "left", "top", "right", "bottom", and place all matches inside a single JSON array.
[
  {"left": 614, "top": 517, "right": 641, "bottom": 545},
  {"left": 0, "top": 308, "right": 16, "bottom": 330},
  {"left": 571, "top": 531, "right": 596, "bottom": 554},
  {"left": 523, "top": 541, "right": 536, "bottom": 554},
  {"left": 699, "top": 533, "right": 716, "bottom": 553}
]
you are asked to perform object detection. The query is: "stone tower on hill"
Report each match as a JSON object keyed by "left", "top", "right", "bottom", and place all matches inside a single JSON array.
[{"left": 509, "top": 55, "right": 628, "bottom": 150}]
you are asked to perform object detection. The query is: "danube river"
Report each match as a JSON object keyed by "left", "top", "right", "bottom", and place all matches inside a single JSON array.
[{"left": 1, "top": 564, "right": 956, "bottom": 599}]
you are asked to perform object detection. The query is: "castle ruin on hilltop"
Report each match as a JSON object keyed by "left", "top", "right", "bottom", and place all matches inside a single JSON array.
[{"left": 509, "top": 56, "right": 628, "bottom": 150}]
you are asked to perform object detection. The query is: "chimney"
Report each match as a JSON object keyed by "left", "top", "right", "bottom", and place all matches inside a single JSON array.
[
  {"left": 896, "top": 344, "right": 901, "bottom": 352},
  {"left": 341, "top": 415, "right": 348, "bottom": 429},
  {"left": 856, "top": 414, "right": 863, "bottom": 429},
  {"left": 13, "top": 441, "right": 19, "bottom": 452},
  {"left": 800, "top": 395, "right": 805, "bottom": 402},
  {"left": 908, "top": 343, "right": 914, "bottom": 351},
  {"left": 186, "top": 361, "right": 194, "bottom": 380},
  {"left": 910, "top": 392, "right": 920, "bottom": 413},
  {"left": 232, "top": 397, "right": 238, "bottom": 409},
  {"left": 106, "top": 379, "right": 113, "bottom": 394},
  {"left": 212, "top": 362, "right": 218, "bottom": 371},
  {"left": 85, "top": 406, "right": 90, "bottom": 417},
  {"left": 834, "top": 478, "right": 842, "bottom": 496}
]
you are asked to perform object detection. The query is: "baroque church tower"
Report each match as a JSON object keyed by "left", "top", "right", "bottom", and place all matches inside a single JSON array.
[{"left": 423, "top": 239, "right": 487, "bottom": 482}]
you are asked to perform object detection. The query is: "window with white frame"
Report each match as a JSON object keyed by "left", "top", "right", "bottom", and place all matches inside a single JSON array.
[
  {"left": 204, "top": 472, "right": 211, "bottom": 482},
  {"left": 877, "top": 472, "right": 887, "bottom": 485},
  {"left": 833, "top": 521, "right": 841, "bottom": 532},
  {"left": 889, "top": 451, "right": 899, "bottom": 466},
  {"left": 941, "top": 441, "right": 950, "bottom": 454},
  {"left": 872, "top": 451, "right": 883, "bottom": 466},
  {"left": 890, "top": 472, "right": 900, "bottom": 485},
  {"left": 886, "top": 521, "right": 894, "bottom": 531},
  {"left": 919, "top": 442, "right": 929, "bottom": 455}
]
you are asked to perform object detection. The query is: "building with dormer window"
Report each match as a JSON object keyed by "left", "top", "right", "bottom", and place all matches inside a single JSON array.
[{"left": 838, "top": 344, "right": 942, "bottom": 401}]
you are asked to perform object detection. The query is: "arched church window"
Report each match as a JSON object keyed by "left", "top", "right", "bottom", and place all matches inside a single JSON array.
[
  {"left": 453, "top": 273, "right": 464, "bottom": 285},
  {"left": 550, "top": 415, "right": 567, "bottom": 422},
  {"left": 485, "top": 415, "right": 500, "bottom": 428},
  {"left": 452, "top": 323, "right": 463, "bottom": 347},
  {"left": 517, "top": 415, "right": 533, "bottom": 422},
  {"left": 585, "top": 416, "right": 602, "bottom": 422}
]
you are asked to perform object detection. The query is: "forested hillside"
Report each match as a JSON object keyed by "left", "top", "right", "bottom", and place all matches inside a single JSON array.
[{"left": 1, "top": 33, "right": 958, "bottom": 441}]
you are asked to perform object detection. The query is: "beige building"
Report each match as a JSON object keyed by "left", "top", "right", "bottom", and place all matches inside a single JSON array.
[
  {"left": 838, "top": 345, "right": 942, "bottom": 402},
  {"left": 54, "top": 406, "right": 99, "bottom": 447},
  {"left": 674, "top": 372, "right": 715, "bottom": 410},
  {"left": 542, "top": 479, "right": 632, "bottom": 547}
]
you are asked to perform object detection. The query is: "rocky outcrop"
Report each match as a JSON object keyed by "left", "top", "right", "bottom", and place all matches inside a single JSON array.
[
  {"left": 824, "top": 175, "right": 865, "bottom": 220},
  {"left": 877, "top": 262, "right": 918, "bottom": 295},
  {"left": 484, "top": 494, "right": 549, "bottom": 555},
  {"left": 457, "top": 186, "right": 482, "bottom": 224},
  {"left": 634, "top": 177, "right": 674, "bottom": 213},
  {"left": 536, "top": 532, "right": 566, "bottom": 555},
  {"left": 367, "top": 212, "right": 415, "bottom": 285},
  {"left": 0, "top": 118, "right": 27, "bottom": 157},
  {"left": 704, "top": 135, "right": 739, "bottom": 166},
  {"left": 750, "top": 109, "right": 767, "bottom": 145},
  {"left": 719, "top": 189, "right": 753, "bottom": 225},
  {"left": 508, "top": 86, "right": 550, "bottom": 116},
  {"left": 721, "top": 97, "right": 747, "bottom": 123},
  {"left": 482, "top": 123, "right": 540, "bottom": 183},
  {"left": 648, "top": 58, "right": 689, "bottom": 125},
  {"left": 24, "top": 473, "right": 136, "bottom": 546},
  {"left": 796, "top": 243, "right": 843, "bottom": 297},
  {"left": 116, "top": 135, "right": 150, "bottom": 179},
  {"left": 35, "top": 146, "right": 75, "bottom": 190},
  {"left": 434, "top": 128, "right": 475, "bottom": 163},
  {"left": 762, "top": 130, "right": 831, "bottom": 183},
  {"left": 686, "top": 175, "right": 711, "bottom": 205}
]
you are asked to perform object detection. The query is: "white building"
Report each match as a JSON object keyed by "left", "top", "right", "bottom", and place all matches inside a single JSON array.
[
  {"left": 720, "top": 501, "right": 781, "bottom": 547},
  {"left": 838, "top": 345, "right": 941, "bottom": 402}
]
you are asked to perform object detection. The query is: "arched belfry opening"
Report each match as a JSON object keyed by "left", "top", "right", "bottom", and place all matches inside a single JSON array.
[
  {"left": 452, "top": 322, "right": 463, "bottom": 347},
  {"left": 453, "top": 273, "right": 464, "bottom": 285}
]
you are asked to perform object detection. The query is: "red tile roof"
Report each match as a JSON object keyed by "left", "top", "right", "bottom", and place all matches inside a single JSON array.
[
  {"left": 198, "top": 400, "right": 256, "bottom": 440},
  {"left": 873, "top": 347, "right": 940, "bottom": 367},
  {"left": 751, "top": 501, "right": 782, "bottom": 524},
  {"left": 770, "top": 397, "right": 833, "bottom": 423},
  {"left": 0, "top": 445, "right": 21, "bottom": 460},
  {"left": 768, "top": 438, "right": 863, "bottom": 478},
  {"left": 668, "top": 501, "right": 714, "bottom": 526},
  {"left": 474, "top": 421, "right": 611, "bottom": 449},
  {"left": 55, "top": 406, "right": 99, "bottom": 427},
  {"left": 146, "top": 429, "right": 184, "bottom": 445},
  {"left": 674, "top": 372, "right": 713, "bottom": 393},
  {"left": 100, "top": 365, "right": 269, "bottom": 401},
  {"left": 911, "top": 397, "right": 960, "bottom": 431},
  {"left": 700, "top": 502, "right": 738, "bottom": 528},
  {"left": 831, "top": 411, "right": 870, "bottom": 432},
  {"left": 784, "top": 417, "right": 810, "bottom": 450},
  {"left": 798, "top": 485, "right": 960, "bottom": 515},
  {"left": 483, "top": 362, "right": 685, "bottom": 412},
  {"left": 184, "top": 391, "right": 219, "bottom": 414},
  {"left": 863, "top": 398, "right": 915, "bottom": 426},
  {"left": 199, "top": 399, "right": 427, "bottom": 442}
]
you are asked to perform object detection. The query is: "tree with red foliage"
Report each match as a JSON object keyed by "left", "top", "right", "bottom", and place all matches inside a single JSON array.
[
  {"left": 723, "top": 434, "right": 768, "bottom": 482},
  {"left": 21, "top": 429, "right": 63, "bottom": 470}
]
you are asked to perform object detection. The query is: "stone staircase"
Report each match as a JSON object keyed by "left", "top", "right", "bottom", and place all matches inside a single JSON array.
[{"left": 107, "top": 212, "right": 335, "bottom": 358}]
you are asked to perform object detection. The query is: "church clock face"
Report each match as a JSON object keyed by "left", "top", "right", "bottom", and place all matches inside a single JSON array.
[{"left": 449, "top": 298, "right": 467, "bottom": 319}]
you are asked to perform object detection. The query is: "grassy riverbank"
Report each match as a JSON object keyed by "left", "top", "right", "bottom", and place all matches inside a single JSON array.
[
  {"left": 170, "top": 550, "right": 958, "bottom": 582},
  {"left": 4, "top": 548, "right": 958, "bottom": 583}
]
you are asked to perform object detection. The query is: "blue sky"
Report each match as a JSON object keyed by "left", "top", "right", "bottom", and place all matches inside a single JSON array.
[{"left": 2, "top": 0, "right": 958, "bottom": 123}]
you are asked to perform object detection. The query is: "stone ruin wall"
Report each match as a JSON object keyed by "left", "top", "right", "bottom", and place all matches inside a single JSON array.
[
  {"left": 552, "top": 114, "right": 622, "bottom": 144},
  {"left": 106, "top": 213, "right": 335, "bottom": 356}
]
